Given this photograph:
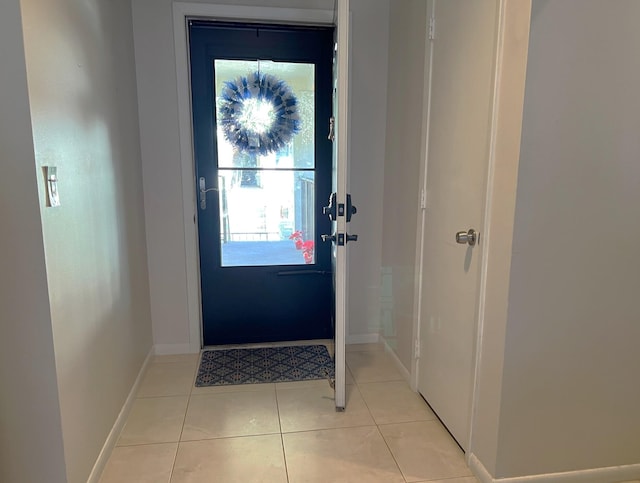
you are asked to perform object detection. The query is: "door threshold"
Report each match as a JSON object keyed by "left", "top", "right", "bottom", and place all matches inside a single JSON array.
[{"left": 203, "top": 338, "right": 334, "bottom": 353}]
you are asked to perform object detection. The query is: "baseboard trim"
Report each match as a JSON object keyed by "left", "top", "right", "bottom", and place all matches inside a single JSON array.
[
  {"left": 87, "top": 347, "right": 154, "bottom": 483},
  {"left": 345, "top": 333, "right": 380, "bottom": 345},
  {"left": 379, "top": 335, "right": 411, "bottom": 383},
  {"left": 469, "top": 454, "right": 495, "bottom": 483},
  {"left": 154, "top": 343, "right": 199, "bottom": 355},
  {"left": 469, "top": 453, "right": 640, "bottom": 483}
]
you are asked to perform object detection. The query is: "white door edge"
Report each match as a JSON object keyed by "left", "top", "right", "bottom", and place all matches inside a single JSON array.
[{"left": 333, "top": 0, "right": 350, "bottom": 410}]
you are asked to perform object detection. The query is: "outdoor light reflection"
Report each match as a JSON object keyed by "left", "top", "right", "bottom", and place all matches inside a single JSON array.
[{"left": 238, "top": 98, "right": 276, "bottom": 134}]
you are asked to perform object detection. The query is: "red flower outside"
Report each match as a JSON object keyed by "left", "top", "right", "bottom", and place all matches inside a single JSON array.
[{"left": 289, "top": 231, "right": 314, "bottom": 264}]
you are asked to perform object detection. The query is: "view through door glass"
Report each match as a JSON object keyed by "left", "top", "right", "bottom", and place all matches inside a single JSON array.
[
  {"left": 214, "top": 60, "right": 316, "bottom": 267},
  {"left": 189, "top": 23, "right": 334, "bottom": 345}
]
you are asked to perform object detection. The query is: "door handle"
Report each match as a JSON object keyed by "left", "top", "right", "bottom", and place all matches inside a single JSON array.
[
  {"left": 323, "top": 193, "right": 356, "bottom": 221},
  {"left": 455, "top": 229, "right": 478, "bottom": 246},
  {"left": 199, "top": 177, "right": 217, "bottom": 210},
  {"left": 321, "top": 233, "right": 357, "bottom": 245}
]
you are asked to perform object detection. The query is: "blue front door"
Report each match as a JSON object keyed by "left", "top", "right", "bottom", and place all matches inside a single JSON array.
[{"left": 189, "top": 22, "right": 334, "bottom": 345}]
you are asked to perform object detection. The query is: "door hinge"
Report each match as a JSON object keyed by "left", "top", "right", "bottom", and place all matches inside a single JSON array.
[
  {"left": 429, "top": 16, "right": 435, "bottom": 40},
  {"left": 420, "top": 189, "right": 426, "bottom": 210},
  {"left": 414, "top": 339, "right": 421, "bottom": 359}
]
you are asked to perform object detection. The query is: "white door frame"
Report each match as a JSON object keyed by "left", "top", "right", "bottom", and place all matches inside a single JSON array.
[
  {"left": 410, "top": 0, "right": 436, "bottom": 392},
  {"left": 171, "top": 2, "right": 334, "bottom": 351}
]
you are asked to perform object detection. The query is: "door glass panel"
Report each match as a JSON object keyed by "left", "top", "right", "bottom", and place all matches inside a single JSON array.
[
  {"left": 214, "top": 60, "right": 315, "bottom": 169},
  {"left": 218, "top": 169, "right": 315, "bottom": 267},
  {"left": 214, "top": 59, "right": 316, "bottom": 267}
]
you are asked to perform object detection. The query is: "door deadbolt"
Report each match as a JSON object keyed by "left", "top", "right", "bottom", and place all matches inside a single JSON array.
[{"left": 455, "top": 229, "right": 478, "bottom": 246}]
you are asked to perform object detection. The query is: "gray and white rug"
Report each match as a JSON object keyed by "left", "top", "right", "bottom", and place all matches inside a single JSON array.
[{"left": 195, "top": 344, "right": 334, "bottom": 387}]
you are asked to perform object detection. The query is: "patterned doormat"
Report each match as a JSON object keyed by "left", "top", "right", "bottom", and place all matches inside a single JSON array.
[{"left": 195, "top": 344, "right": 334, "bottom": 387}]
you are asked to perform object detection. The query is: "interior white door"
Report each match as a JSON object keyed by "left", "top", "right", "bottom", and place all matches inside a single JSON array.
[
  {"left": 330, "top": 0, "right": 350, "bottom": 410},
  {"left": 417, "top": 0, "right": 499, "bottom": 448}
]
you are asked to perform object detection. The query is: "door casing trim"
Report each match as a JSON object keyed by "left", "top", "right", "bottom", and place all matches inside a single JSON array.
[{"left": 172, "top": 2, "right": 334, "bottom": 352}]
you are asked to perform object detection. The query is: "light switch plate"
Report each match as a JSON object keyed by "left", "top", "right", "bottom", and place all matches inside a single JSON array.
[{"left": 45, "top": 166, "right": 60, "bottom": 207}]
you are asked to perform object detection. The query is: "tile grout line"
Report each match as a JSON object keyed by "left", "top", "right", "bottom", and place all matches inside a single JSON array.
[
  {"left": 168, "top": 355, "right": 200, "bottom": 482},
  {"left": 353, "top": 370, "right": 409, "bottom": 483},
  {"left": 167, "top": 443, "right": 180, "bottom": 483},
  {"left": 280, "top": 422, "right": 380, "bottom": 437},
  {"left": 375, "top": 420, "right": 410, "bottom": 483},
  {"left": 176, "top": 430, "right": 283, "bottom": 444},
  {"left": 351, "top": 355, "right": 475, "bottom": 483},
  {"left": 274, "top": 383, "right": 291, "bottom": 483}
]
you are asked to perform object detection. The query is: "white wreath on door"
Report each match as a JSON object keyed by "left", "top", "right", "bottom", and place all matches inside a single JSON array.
[{"left": 218, "top": 71, "right": 301, "bottom": 155}]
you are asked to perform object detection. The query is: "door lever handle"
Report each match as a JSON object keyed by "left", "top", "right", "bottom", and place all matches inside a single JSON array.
[
  {"left": 322, "top": 233, "right": 357, "bottom": 245},
  {"left": 199, "top": 177, "right": 218, "bottom": 210}
]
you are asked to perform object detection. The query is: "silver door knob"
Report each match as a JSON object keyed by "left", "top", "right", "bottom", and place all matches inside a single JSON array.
[{"left": 455, "top": 229, "right": 478, "bottom": 246}]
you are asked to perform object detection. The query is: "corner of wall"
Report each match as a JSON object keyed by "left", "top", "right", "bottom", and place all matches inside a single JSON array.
[
  {"left": 468, "top": 0, "right": 531, "bottom": 475},
  {"left": 469, "top": 453, "right": 496, "bottom": 483},
  {"left": 154, "top": 343, "right": 200, "bottom": 356},
  {"left": 380, "top": 334, "right": 411, "bottom": 382},
  {"left": 345, "top": 333, "right": 380, "bottom": 345},
  {"left": 87, "top": 347, "right": 154, "bottom": 483}
]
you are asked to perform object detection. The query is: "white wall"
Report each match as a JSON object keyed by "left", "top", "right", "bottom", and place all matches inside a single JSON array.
[
  {"left": 380, "top": 0, "right": 428, "bottom": 368},
  {"left": 132, "top": 0, "right": 390, "bottom": 349},
  {"left": 20, "top": 0, "right": 153, "bottom": 481},
  {"left": 0, "top": 1, "right": 67, "bottom": 481},
  {"left": 132, "top": 0, "right": 191, "bottom": 351},
  {"left": 347, "top": 0, "right": 390, "bottom": 341},
  {"left": 494, "top": 0, "right": 640, "bottom": 477}
]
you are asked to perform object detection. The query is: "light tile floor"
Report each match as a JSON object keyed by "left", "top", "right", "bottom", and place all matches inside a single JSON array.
[{"left": 100, "top": 343, "right": 477, "bottom": 483}]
